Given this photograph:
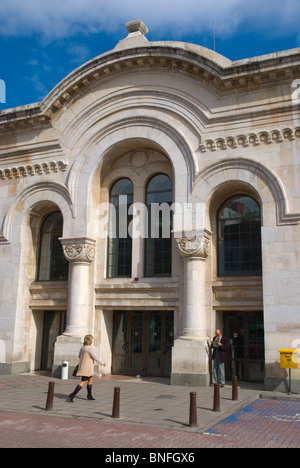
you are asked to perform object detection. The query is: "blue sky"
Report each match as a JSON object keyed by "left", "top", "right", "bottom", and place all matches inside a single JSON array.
[{"left": 1, "top": 0, "right": 300, "bottom": 110}]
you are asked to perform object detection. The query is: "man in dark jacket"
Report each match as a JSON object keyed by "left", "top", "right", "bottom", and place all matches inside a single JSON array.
[{"left": 212, "top": 329, "right": 228, "bottom": 387}]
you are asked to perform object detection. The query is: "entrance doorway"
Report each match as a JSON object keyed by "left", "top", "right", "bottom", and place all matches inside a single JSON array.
[
  {"left": 41, "top": 311, "right": 66, "bottom": 370},
  {"left": 112, "top": 310, "right": 174, "bottom": 377},
  {"left": 224, "top": 311, "right": 264, "bottom": 382}
]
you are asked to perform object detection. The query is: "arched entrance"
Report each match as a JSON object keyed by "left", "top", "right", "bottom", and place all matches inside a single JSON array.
[
  {"left": 98, "top": 142, "right": 177, "bottom": 378},
  {"left": 11, "top": 186, "right": 74, "bottom": 374},
  {"left": 216, "top": 194, "right": 264, "bottom": 382}
]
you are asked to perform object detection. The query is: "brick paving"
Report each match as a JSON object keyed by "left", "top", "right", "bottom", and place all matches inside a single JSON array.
[
  {"left": 205, "top": 399, "right": 300, "bottom": 448},
  {"left": 0, "top": 411, "right": 233, "bottom": 448},
  {"left": 1, "top": 400, "right": 300, "bottom": 448},
  {"left": 1, "top": 374, "right": 300, "bottom": 448}
]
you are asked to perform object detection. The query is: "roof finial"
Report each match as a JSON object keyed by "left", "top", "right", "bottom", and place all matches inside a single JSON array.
[
  {"left": 125, "top": 19, "right": 149, "bottom": 36},
  {"left": 114, "top": 19, "right": 149, "bottom": 51}
]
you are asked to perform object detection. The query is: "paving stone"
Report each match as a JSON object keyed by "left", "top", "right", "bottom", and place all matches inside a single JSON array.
[{"left": 1, "top": 374, "right": 300, "bottom": 447}]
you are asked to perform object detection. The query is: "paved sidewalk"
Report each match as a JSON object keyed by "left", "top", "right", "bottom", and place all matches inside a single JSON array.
[
  {"left": 0, "top": 373, "right": 262, "bottom": 433},
  {"left": 1, "top": 373, "right": 300, "bottom": 448}
]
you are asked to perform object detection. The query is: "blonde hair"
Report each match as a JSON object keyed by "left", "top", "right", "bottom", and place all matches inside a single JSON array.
[{"left": 83, "top": 334, "right": 93, "bottom": 346}]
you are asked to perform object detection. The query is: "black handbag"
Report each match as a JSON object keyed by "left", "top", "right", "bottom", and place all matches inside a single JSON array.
[{"left": 72, "top": 364, "right": 79, "bottom": 377}]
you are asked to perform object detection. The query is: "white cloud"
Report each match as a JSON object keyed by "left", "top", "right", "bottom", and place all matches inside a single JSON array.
[
  {"left": 25, "top": 72, "right": 48, "bottom": 100},
  {"left": 27, "top": 58, "right": 39, "bottom": 66},
  {"left": 67, "top": 44, "right": 92, "bottom": 64},
  {"left": 0, "top": 0, "right": 299, "bottom": 41}
]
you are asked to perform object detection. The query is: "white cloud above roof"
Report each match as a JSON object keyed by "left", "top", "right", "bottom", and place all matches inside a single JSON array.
[{"left": 0, "top": 0, "right": 299, "bottom": 42}]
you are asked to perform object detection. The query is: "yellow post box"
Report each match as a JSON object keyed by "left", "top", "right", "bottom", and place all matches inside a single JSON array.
[
  {"left": 279, "top": 349, "right": 299, "bottom": 369},
  {"left": 279, "top": 349, "right": 299, "bottom": 394}
]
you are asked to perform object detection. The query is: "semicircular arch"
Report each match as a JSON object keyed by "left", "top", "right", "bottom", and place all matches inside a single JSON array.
[
  {"left": 67, "top": 115, "right": 197, "bottom": 231},
  {"left": 193, "top": 157, "right": 300, "bottom": 230},
  {"left": 1, "top": 181, "right": 75, "bottom": 244}
]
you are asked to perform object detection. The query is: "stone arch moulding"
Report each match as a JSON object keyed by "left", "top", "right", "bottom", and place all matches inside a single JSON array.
[
  {"left": 0, "top": 181, "right": 75, "bottom": 244},
  {"left": 193, "top": 157, "right": 300, "bottom": 228},
  {"left": 67, "top": 115, "right": 197, "bottom": 212}
]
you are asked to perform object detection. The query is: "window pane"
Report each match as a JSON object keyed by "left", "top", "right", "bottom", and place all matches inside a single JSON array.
[
  {"left": 218, "top": 196, "right": 262, "bottom": 277},
  {"left": 145, "top": 174, "right": 172, "bottom": 277},
  {"left": 38, "top": 212, "right": 68, "bottom": 281},
  {"left": 107, "top": 178, "right": 133, "bottom": 278},
  {"left": 111, "top": 178, "right": 134, "bottom": 197},
  {"left": 147, "top": 174, "right": 172, "bottom": 193}
]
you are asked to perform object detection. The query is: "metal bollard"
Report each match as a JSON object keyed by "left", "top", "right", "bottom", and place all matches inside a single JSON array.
[
  {"left": 45, "top": 381, "right": 55, "bottom": 411},
  {"left": 213, "top": 383, "right": 221, "bottom": 412},
  {"left": 189, "top": 392, "right": 197, "bottom": 426},
  {"left": 232, "top": 375, "right": 238, "bottom": 401},
  {"left": 112, "top": 386, "right": 120, "bottom": 418}
]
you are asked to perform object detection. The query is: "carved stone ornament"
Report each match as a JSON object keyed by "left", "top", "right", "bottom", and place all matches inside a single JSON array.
[
  {"left": 176, "top": 230, "right": 211, "bottom": 259},
  {"left": 61, "top": 238, "right": 95, "bottom": 263}
]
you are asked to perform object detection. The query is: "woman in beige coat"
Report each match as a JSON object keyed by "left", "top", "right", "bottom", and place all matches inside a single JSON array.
[{"left": 68, "top": 334, "right": 106, "bottom": 402}]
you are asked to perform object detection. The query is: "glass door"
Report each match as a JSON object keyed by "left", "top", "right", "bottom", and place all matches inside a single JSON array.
[
  {"left": 41, "top": 311, "right": 66, "bottom": 370},
  {"left": 148, "top": 311, "right": 174, "bottom": 377},
  {"left": 247, "top": 314, "right": 265, "bottom": 382},
  {"left": 129, "top": 312, "right": 145, "bottom": 375},
  {"left": 224, "top": 311, "right": 264, "bottom": 382},
  {"left": 112, "top": 310, "right": 174, "bottom": 377},
  {"left": 112, "top": 311, "right": 129, "bottom": 374},
  {"left": 148, "top": 312, "right": 162, "bottom": 376}
]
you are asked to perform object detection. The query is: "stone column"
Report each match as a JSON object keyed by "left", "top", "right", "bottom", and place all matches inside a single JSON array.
[
  {"left": 177, "top": 230, "right": 211, "bottom": 338},
  {"left": 52, "top": 237, "right": 95, "bottom": 377},
  {"left": 171, "top": 230, "right": 212, "bottom": 386},
  {"left": 61, "top": 237, "right": 96, "bottom": 337}
]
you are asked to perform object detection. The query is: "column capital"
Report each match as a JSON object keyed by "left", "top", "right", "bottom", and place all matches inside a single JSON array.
[
  {"left": 176, "top": 229, "right": 212, "bottom": 259},
  {"left": 60, "top": 237, "right": 96, "bottom": 263}
]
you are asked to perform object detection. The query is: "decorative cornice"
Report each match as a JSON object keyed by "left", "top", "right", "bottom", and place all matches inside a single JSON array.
[
  {"left": 0, "top": 42, "right": 300, "bottom": 131},
  {"left": 176, "top": 230, "right": 212, "bottom": 259},
  {"left": 0, "top": 160, "right": 68, "bottom": 180},
  {"left": 0, "top": 112, "right": 50, "bottom": 135},
  {"left": 60, "top": 237, "right": 96, "bottom": 263},
  {"left": 0, "top": 141, "right": 63, "bottom": 159},
  {"left": 200, "top": 127, "right": 300, "bottom": 152}
]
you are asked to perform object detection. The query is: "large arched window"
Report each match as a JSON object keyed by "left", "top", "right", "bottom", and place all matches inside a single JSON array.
[
  {"left": 218, "top": 195, "right": 262, "bottom": 277},
  {"left": 107, "top": 178, "right": 134, "bottom": 278},
  {"left": 37, "top": 211, "right": 68, "bottom": 281},
  {"left": 145, "top": 174, "right": 172, "bottom": 277}
]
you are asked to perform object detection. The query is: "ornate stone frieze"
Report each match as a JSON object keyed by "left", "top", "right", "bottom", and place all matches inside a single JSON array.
[
  {"left": 0, "top": 160, "right": 68, "bottom": 181},
  {"left": 200, "top": 127, "right": 300, "bottom": 153},
  {"left": 176, "top": 230, "right": 211, "bottom": 259},
  {"left": 60, "top": 238, "right": 95, "bottom": 263}
]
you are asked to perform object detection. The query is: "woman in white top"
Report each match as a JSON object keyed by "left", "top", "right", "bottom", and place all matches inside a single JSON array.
[{"left": 68, "top": 334, "right": 106, "bottom": 402}]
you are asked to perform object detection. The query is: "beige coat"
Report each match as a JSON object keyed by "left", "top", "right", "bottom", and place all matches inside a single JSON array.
[{"left": 76, "top": 345, "right": 104, "bottom": 377}]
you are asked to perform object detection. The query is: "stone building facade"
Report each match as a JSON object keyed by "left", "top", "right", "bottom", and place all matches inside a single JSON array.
[{"left": 0, "top": 20, "right": 300, "bottom": 390}]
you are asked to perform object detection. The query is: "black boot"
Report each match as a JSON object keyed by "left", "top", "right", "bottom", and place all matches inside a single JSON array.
[
  {"left": 87, "top": 384, "right": 95, "bottom": 401},
  {"left": 68, "top": 384, "right": 82, "bottom": 402}
]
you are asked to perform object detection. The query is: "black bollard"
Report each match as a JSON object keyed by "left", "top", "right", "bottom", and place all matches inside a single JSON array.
[
  {"left": 232, "top": 375, "right": 238, "bottom": 401},
  {"left": 112, "top": 386, "right": 120, "bottom": 418},
  {"left": 189, "top": 392, "right": 197, "bottom": 427},
  {"left": 213, "top": 383, "right": 221, "bottom": 412},
  {"left": 45, "top": 381, "right": 55, "bottom": 411}
]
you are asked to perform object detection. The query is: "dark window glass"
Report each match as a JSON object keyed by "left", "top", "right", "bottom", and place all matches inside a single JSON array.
[
  {"left": 38, "top": 212, "right": 68, "bottom": 281},
  {"left": 107, "top": 178, "right": 133, "bottom": 278},
  {"left": 218, "top": 196, "right": 262, "bottom": 277},
  {"left": 145, "top": 174, "right": 172, "bottom": 277}
]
